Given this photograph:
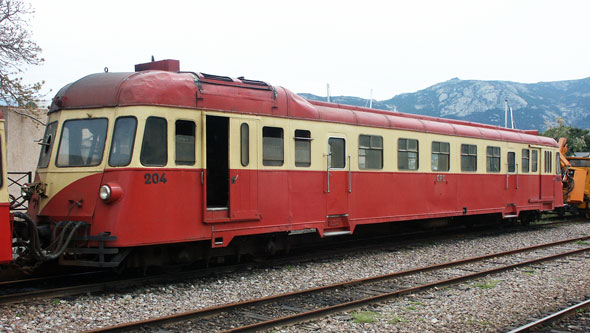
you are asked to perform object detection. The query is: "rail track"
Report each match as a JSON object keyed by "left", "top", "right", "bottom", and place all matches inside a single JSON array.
[
  {"left": 508, "top": 298, "right": 590, "bottom": 332},
  {"left": 85, "top": 235, "right": 590, "bottom": 332},
  {"left": 1, "top": 217, "right": 583, "bottom": 305}
]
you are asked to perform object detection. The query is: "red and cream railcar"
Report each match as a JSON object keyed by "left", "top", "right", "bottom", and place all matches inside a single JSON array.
[
  {"left": 0, "top": 111, "right": 11, "bottom": 264},
  {"left": 18, "top": 59, "right": 562, "bottom": 267}
]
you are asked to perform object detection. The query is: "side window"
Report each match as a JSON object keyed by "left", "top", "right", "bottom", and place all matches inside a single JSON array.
[
  {"left": 140, "top": 117, "right": 168, "bottom": 166},
  {"left": 507, "top": 151, "right": 516, "bottom": 173},
  {"left": 294, "top": 129, "right": 311, "bottom": 167},
  {"left": 37, "top": 121, "right": 58, "bottom": 168},
  {"left": 175, "top": 120, "right": 195, "bottom": 166},
  {"left": 431, "top": 141, "right": 449, "bottom": 171},
  {"left": 328, "top": 137, "right": 345, "bottom": 168},
  {"left": 109, "top": 117, "right": 137, "bottom": 167},
  {"left": 531, "top": 150, "right": 538, "bottom": 172},
  {"left": 262, "top": 126, "right": 284, "bottom": 166},
  {"left": 461, "top": 144, "right": 477, "bottom": 172},
  {"left": 241, "top": 123, "right": 249, "bottom": 166},
  {"left": 486, "top": 146, "right": 501, "bottom": 172},
  {"left": 521, "top": 149, "right": 530, "bottom": 173},
  {"left": 398, "top": 138, "right": 419, "bottom": 170},
  {"left": 544, "top": 151, "right": 552, "bottom": 173},
  {"left": 359, "top": 135, "right": 383, "bottom": 169},
  {"left": 556, "top": 152, "right": 561, "bottom": 175}
]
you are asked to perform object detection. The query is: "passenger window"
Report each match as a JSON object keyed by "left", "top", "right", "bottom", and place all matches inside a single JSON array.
[
  {"left": 328, "top": 137, "right": 345, "bottom": 168},
  {"left": 37, "top": 121, "right": 58, "bottom": 168},
  {"left": 241, "top": 123, "right": 249, "bottom": 166},
  {"left": 507, "top": 152, "right": 516, "bottom": 173},
  {"left": 140, "top": 117, "right": 168, "bottom": 166},
  {"left": 295, "top": 130, "right": 311, "bottom": 167},
  {"left": 56, "top": 118, "right": 108, "bottom": 167},
  {"left": 461, "top": 144, "right": 477, "bottom": 172},
  {"left": 398, "top": 138, "right": 418, "bottom": 170},
  {"left": 109, "top": 117, "right": 137, "bottom": 167},
  {"left": 359, "top": 135, "right": 383, "bottom": 169},
  {"left": 175, "top": 120, "right": 195, "bottom": 166},
  {"left": 531, "top": 150, "right": 538, "bottom": 172},
  {"left": 521, "top": 149, "right": 530, "bottom": 173},
  {"left": 486, "top": 146, "right": 501, "bottom": 172},
  {"left": 431, "top": 141, "right": 449, "bottom": 171},
  {"left": 544, "top": 151, "right": 552, "bottom": 173},
  {"left": 262, "top": 126, "right": 284, "bottom": 166},
  {"left": 556, "top": 152, "right": 561, "bottom": 175}
]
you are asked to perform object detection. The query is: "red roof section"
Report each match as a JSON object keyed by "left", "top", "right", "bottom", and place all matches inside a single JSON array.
[{"left": 49, "top": 69, "right": 558, "bottom": 148}]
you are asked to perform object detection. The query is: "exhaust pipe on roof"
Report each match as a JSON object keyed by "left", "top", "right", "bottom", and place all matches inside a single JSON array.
[{"left": 135, "top": 58, "right": 180, "bottom": 72}]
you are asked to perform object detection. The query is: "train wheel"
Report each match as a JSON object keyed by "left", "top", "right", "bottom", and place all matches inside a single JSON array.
[
  {"left": 556, "top": 207, "right": 565, "bottom": 218},
  {"left": 519, "top": 211, "right": 533, "bottom": 226}
]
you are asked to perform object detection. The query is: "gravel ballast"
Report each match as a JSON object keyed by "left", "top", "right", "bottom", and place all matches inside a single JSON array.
[{"left": 1, "top": 222, "right": 590, "bottom": 332}]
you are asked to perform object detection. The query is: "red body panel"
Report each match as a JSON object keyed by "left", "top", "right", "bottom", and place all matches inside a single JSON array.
[
  {"left": 92, "top": 169, "right": 205, "bottom": 246},
  {"left": 37, "top": 168, "right": 562, "bottom": 248},
  {"left": 228, "top": 168, "right": 259, "bottom": 221},
  {"left": 0, "top": 203, "right": 11, "bottom": 264},
  {"left": 38, "top": 173, "right": 103, "bottom": 222}
]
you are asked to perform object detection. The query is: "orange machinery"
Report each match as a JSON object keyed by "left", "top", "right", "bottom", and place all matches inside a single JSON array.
[{"left": 558, "top": 138, "right": 590, "bottom": 215}]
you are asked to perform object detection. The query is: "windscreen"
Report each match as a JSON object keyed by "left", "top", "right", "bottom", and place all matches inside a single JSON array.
[
  {"left": 570, "top": 159, "right": 590, "bottom": 167},
  {"left": 56, "top": 118, "right": 108, "bottom": 167}
]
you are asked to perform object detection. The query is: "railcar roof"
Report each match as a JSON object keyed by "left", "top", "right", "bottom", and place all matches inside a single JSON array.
[{"left": 49, "top": 70, "right": 557, "bottom": 148}]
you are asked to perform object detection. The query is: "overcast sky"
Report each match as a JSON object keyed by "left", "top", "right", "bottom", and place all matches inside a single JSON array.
[{"left": 21, "top": 0, "right": 590, "bottom": 102}]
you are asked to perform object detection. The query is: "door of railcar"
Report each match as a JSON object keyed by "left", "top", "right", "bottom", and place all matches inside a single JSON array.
[
  {"left": 228, "top": 118, "right": 260, "bottom": 221},
  {"left": 540, "top": 150, "right": 554, "bottom": 200},
  {"left": 205, "top": 115, "right": 230, "bottom": 219},
  {"left": 325, "top": 136, "right": 349, "bottom": 227},
  {"left": 505, "top": 150, "right": 518, "bottom": 212},
  {"left": 531, "top": 148, "right": 541, "bottom": 200}
]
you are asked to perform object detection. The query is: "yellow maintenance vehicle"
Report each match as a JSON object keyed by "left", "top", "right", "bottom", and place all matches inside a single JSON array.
[{"left": 559, "top": 138, "right": 590, "bottom": 217}]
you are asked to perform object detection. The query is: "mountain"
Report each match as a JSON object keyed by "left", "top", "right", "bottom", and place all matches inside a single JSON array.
[
  {"left": 299, "top": 77, "right": 590, "bottom": 130},
  {"left": 298, "top": 94, "right": 393, "bottom": 111}
]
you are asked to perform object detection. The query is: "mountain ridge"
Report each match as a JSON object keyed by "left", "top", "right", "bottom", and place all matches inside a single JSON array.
[{"left": 299, "top": 76, "right": 590, "bottom": 130}]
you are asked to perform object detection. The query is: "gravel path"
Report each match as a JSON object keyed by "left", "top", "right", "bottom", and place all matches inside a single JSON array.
[{"left": 1, "top": 222, "right": 589, "bottom": 332}]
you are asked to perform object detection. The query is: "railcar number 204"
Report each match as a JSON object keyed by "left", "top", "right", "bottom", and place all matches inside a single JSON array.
[{"left": 144, "top": 173, "right": 168, "bottom": 185}]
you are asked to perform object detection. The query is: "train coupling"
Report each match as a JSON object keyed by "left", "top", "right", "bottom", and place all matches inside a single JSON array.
[
  {"left": 20, "top": 181, "right": 47, "bottom": 201},
  {"left": 11, "top": 212, "right": 87, "bottom": 264}
]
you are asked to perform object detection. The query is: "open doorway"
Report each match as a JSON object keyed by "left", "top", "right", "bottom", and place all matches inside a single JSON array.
[{"left": 206, "top": 116, "right": 229, "bottom": 209}]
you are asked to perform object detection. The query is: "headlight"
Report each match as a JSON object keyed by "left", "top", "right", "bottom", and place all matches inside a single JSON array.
[
  {"left": 98, "top": 183, "right": 123, "bottom": 203},
  {"left": 99, "top": 185, "right": 111, "bottom": 201},
  {"left": 21, "top": 184, "right": 30, "bottom": 199}
]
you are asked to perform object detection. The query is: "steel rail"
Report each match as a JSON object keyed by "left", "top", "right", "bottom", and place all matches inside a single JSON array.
[
  {"left": 6, "top": 218, "right": 576, "bottom": 305},
  {"left": 0, "top": 270, "right": 104, "bottom": 287},
  {"left": 85, "top": 235, "right": 590, "bottom": 333},
  {"left": 0, "top": 263, "right": 256, "bottom": 305},
  {"left": 507, "top": 299, "right": 590, "bottom": 333}
]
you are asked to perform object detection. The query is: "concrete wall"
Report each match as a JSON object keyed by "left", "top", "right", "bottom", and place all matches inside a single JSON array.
[{"left": 1, "top": 107, "right": 48, "bottom": 199}]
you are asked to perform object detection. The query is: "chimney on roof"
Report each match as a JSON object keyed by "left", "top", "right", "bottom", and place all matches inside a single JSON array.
[{"left": 135, "top": 59, "right": 180, "bottom": 72}]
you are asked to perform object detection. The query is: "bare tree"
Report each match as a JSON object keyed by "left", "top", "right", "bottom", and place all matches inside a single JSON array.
[{"left": 0, "top": 0, "right": 43, "bottom": 107}]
